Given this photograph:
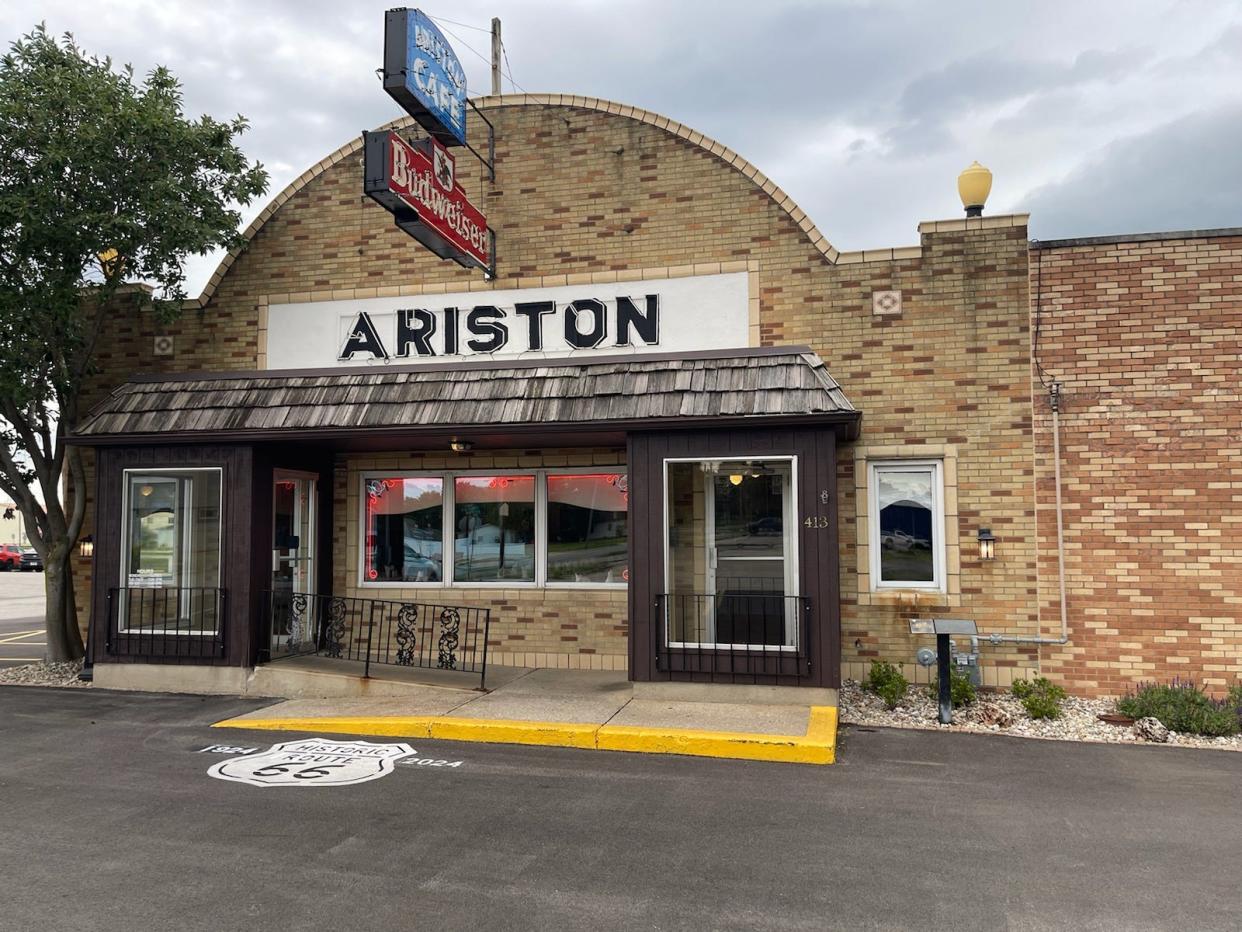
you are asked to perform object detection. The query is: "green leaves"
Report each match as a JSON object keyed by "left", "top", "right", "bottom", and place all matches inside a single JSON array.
[
  {"left": 1012, "top": 677, "right": 1067, "bottom": 720},
  {"left": 0, "top": 25, "right": 270, "bottom": 652},
  {"left": 0, "top": 23, "right": 270, "bottom": 410},
  {"left": 865, "top": 660, "right": 910, "bottom": 710},
  {"left": 1116, "top": 681, "right": 1240, "bottom": 737}
]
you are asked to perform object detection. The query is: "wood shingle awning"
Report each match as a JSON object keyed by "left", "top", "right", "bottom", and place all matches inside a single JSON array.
[{"left": 71, "top": 347, "right": 860, "bottom": 446}]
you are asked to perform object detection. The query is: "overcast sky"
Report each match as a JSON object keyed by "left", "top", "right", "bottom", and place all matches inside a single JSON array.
[{"left": 5, "top": 0, "right": 1242, "bottom": 295}]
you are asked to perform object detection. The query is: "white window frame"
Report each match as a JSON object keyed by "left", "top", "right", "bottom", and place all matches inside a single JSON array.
[
  {"left": 272, "top": 469, "right": 319, "bottom": 597},
  {"left": 661, "top": 455, "right": 800, "bottom": 652},
  {"left": 868, "top": 459, "right": 945, "bottom": 593},
  {"left": 358, "top": 466, "right": 628, "bottom": 591},
  {"left": 118, "top": 466, "right": 223, "bottom": 635}
]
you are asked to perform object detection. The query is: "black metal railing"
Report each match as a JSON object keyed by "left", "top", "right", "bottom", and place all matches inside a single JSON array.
[
  {"left": 655, "top": 592, "right": 812, "bottom": 684},
  {"left": 260, "top": 590, "right": 491, "bottom": 688},
  {"left": 105, "top": 587, "right": 226, "bottom": 659}
]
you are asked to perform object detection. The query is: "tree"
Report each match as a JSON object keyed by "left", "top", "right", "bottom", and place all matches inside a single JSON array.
[{"left": 0, "top": 26, "right": 268, "bottom": 662}]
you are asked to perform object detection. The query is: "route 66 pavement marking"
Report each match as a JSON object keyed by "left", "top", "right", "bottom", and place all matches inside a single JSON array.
[{"left": 201, "top": 738, "right": 465, "bottom": 787}]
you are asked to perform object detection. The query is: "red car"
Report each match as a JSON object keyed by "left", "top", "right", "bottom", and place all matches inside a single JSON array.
[{"left": 0, "top": 544, "right": 21, "bottom": 571}]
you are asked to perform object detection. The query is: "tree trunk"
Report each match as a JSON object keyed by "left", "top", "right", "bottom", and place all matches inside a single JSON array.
[{"left": 44, "top": 546, "right": 84, "bottom": 662}]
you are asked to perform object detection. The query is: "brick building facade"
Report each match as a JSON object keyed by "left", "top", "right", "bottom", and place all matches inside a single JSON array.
[
  {"left": 1032, "top": 232, "right": 1242, "bottom": 694},
  {"left": 69, "top": 95, "right": 1241, "bottom": 697}
]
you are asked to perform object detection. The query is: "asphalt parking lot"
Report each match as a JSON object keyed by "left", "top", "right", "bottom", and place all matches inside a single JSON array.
[
  {"left": 0, "top": 568, "right": 46, "bottom": 668},
  {"left": 2, "top": 686, "right": 1240, "bottom": 931}
]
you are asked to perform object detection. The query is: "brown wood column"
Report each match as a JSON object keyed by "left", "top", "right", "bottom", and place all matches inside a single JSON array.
[{"left": 625, "top": 426, "right": 842, "bottom": 688}]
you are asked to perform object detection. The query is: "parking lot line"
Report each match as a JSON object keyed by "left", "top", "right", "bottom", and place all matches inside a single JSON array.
[{"left": 0, "top": 630, "right": 43, "bottom": 644}]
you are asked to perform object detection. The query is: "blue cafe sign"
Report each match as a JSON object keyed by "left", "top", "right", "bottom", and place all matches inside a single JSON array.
[{"left": 382, "top": 8, "right": 467, "bottom": 147}]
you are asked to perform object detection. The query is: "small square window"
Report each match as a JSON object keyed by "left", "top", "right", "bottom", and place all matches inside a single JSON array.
[{"left": 868, "top": 460, "right": 944, "bottom": 591}]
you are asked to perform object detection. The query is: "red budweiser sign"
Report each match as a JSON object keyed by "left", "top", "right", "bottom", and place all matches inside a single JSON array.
[{"left": 363, "top": 130, "right": 491, "bottom": 272}]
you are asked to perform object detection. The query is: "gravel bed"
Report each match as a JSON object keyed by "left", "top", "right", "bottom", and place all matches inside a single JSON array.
[
  {"left": 840, "top": 681, "right": 1242, "bottom": 752},
  {"left": 0, "top": 659, "right": 90, "bottom": 688}
]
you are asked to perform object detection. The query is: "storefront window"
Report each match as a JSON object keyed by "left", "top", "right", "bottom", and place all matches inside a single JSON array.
[
  {"left": 359, "top": 470, "right": 629, "bottom": 588},
  {"left": 869, "top": 461, "right": 943, "bottom": 589},
  {"left": 121, "top": 469, "right": 222, "bottom": 633},
  {"left": 664, "top": 459, "right": 795, "bottom": 648},
  {"left": 454, "top": 475, "right": 535, "bottom": 582},
  {"left": 364, "top": 477, "right": 444, "bottom": 582},
  {"left": 546, "top": 473, "right": 628, "bottom": 583}
]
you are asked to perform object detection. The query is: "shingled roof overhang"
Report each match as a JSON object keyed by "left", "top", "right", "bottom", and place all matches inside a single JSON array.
[{"left": 70, "top": 346, "right": 860, "bottom": 449}]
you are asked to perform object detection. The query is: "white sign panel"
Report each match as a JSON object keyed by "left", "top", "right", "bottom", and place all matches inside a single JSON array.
[
  {"left": 207, "top": 738, "right": 416, "bottom": 788},
  {"left": 265, "top": 272, "right": 750, "bottom": 369}
]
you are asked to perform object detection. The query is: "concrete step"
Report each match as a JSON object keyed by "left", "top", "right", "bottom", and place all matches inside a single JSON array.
[{"left": 243, "top": 655, "right": 532, "bottom": 699}]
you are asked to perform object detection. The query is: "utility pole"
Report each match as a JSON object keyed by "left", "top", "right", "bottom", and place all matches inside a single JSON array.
[{"left": 491, "top": 17, "right": 502, "bottom": 95}]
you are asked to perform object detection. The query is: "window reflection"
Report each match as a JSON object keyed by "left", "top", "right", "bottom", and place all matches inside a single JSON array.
[
  {"left": 122, "top": 470, "right": 221, "bottom": 633},
  {"left": 875, "top": 467, "right": 935, "bottom": 583},
  {"left": 454, "top": 476, "right": 535, "bottom": 582},
  {"left": 666, "top": 460, "right": 793, "bottom": 647},
  {"left": 546, "top": 474, "right": 628, "bottom": 583},
  {"left": 365, "top": 478, "right": 444, "bottom": 582}
]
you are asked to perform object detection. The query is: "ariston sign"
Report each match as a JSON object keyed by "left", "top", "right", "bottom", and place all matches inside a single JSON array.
[
  {"left": 263, "top": 272, "right": 753, "bottom": 368},
  {"left": 363, "top": 130, "right": 491, "bottom": 272}
]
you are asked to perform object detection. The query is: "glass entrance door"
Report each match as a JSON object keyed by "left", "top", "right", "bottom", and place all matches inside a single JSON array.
[
  {"left": 273, "top": 473, "right": 316, "bottom": 598},
  {"left": 708, "top": 462, "right": 794, "bottom": 647},
  {"left": 665, "top": 458, "right": 796, "bottom": 649}
]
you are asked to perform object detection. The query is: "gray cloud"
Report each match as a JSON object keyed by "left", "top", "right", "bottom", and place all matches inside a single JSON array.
[
  {"left": 3, "top": 0, "right": 1242, "bottom": 289},
  {"left": 1025, "top": 104, "right": 1242, "bottom": 239}
]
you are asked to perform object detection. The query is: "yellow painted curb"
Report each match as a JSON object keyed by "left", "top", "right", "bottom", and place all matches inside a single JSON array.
[
  {"left": 213, "top": 704, "right": 837, "bottom": 765},
  {"left": 429, "top": 717, "right": 599, "bottom": 750}
]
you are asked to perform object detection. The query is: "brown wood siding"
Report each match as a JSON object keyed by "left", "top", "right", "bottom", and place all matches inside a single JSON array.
[
  {"left": 626, "top": 427, "right": 840, "bottom": 687},
  {"left": 90, "top": 445, "right": 255, "bottom": 667}
]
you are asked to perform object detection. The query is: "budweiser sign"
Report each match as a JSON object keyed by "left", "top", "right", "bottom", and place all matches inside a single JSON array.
[{"left": 362, "top": 130, "right": 491, "bottom": 272}]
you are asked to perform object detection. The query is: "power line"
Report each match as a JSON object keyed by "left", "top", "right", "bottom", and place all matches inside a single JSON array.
[
  {"left": 426, "top": 14, "right": 528, "bottom": 96},
  {"left": 427, "top": 19, "right": 492, "bottom": 70},
  {"left": 501, "top": 43, "right": 527, "bottom": 94},
  {"left": 425, "top": 14, "right": 491, "bottom": 34}
]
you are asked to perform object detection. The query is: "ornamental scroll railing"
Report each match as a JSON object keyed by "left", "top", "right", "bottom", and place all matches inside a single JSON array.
[{"left": 260, "top": 590, "right": 491, "bottom": 688}]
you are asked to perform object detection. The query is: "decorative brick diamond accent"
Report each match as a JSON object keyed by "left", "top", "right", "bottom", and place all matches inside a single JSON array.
[{"left": 872, "top": 290, "right": 902, "bottom": 316}]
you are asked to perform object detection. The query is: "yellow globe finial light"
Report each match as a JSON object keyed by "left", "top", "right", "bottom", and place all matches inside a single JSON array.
[
  {"left": 957, "top": 161, "right": 992, "bottom": 217},
  {"left": 97, "top": 248, "right": 122, "bottom": 280}
]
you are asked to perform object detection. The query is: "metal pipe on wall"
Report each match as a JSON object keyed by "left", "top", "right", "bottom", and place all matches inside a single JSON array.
[{"left": 982, "top": 380, "right": 1070, "bottom": 647}]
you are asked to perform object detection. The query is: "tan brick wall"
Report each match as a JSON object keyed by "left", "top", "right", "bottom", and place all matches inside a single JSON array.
[
  {"left": 1032, "top": 235, "right": 1242, "bottom": 697},
  {"left": 805, "top": 220, "right": 1043, "bottom": 690},
  {"left": 75, "top": 98, "right": 1045, "bottom": 684}
]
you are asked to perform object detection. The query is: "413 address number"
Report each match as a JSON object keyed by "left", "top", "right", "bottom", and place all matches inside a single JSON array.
[{"left": 803, "top": 516, "right": 830, "bottom": 529}]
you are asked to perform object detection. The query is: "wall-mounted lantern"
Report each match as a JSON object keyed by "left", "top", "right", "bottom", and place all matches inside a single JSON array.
[
  {"left": 79, "top": 534, "right": 94, "bottom": 558},
  {"left": 449, "top": 439, "right": 473, "bottom": 453},
  {"left": 977, "top": 527, "right": 996, "bottom": 561}
]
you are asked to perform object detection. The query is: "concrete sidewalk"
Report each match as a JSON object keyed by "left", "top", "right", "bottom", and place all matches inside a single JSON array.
[{"left": 214, "top": 668, "right": 837, "bottom": 764}]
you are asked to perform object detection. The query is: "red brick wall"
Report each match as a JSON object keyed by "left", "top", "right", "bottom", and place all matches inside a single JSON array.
[{"left": 1034, "top": 233, "right": 1242, "bottom": 696}]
